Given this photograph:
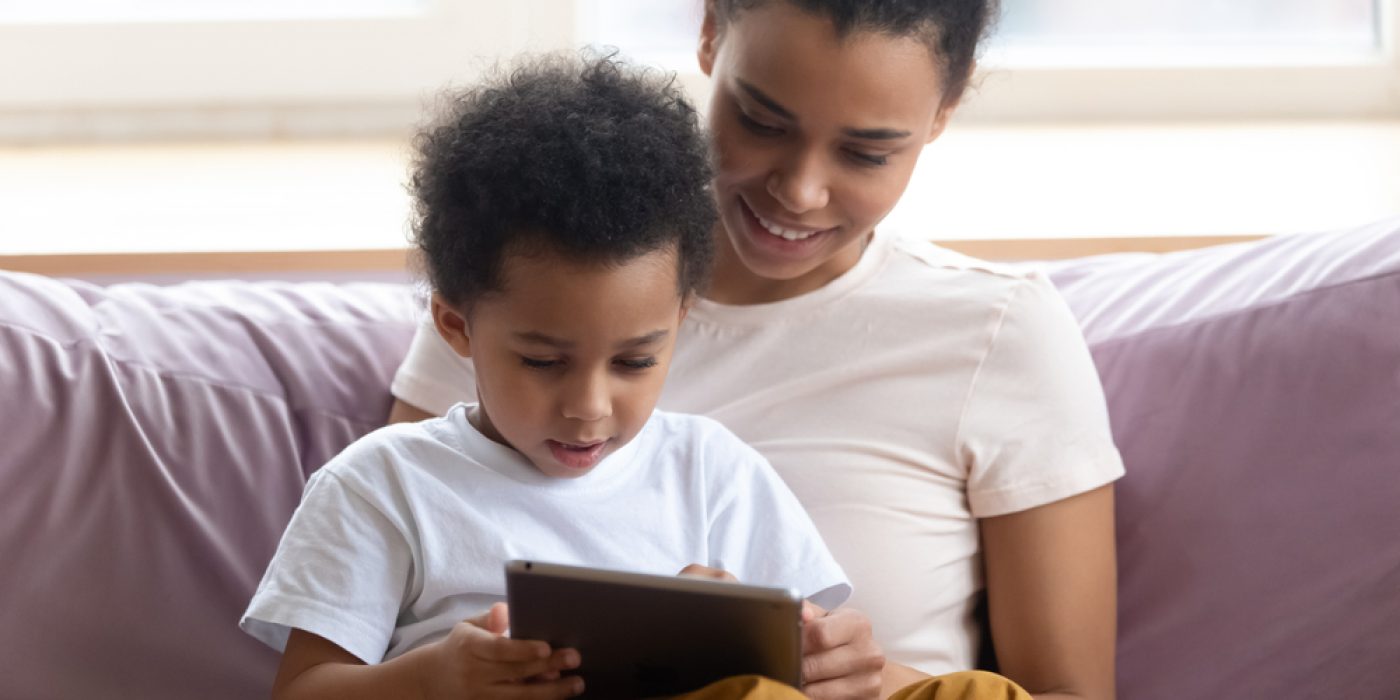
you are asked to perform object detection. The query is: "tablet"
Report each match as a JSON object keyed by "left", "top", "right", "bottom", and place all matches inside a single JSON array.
[{"left": 505, "top": 560, "right": 804, "bottom": 697}]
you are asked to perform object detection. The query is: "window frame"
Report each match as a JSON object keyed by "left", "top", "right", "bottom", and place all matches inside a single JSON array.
[{"left": 0, "top": 0, "right": 1395, "bottom": 142}]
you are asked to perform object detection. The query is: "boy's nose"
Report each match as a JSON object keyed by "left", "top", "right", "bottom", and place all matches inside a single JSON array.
[{"left": 560, "top": 370, "right": 611, "bottom": 422}]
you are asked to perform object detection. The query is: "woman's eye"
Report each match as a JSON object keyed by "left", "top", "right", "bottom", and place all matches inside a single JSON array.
[
  {"left": 520, "top": 357, "right": 559, "bottom": 369},
  {"left": 616, "top": 357, "right": 658, "bottom": 371},
  {"left": 737, "top": 111, "right": 783, "bottom": 136},
  {"left": 846, "top": 149, "right": 890, "bottom": 167}
]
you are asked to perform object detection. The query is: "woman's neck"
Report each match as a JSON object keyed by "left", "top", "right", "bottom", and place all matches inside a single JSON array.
[{"left": 703, "top": 226, "right": 873, "bottom": 306}]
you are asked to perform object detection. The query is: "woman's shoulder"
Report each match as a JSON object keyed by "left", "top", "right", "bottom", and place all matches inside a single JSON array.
[
  {"left": 862, "top": 230, "right": 1067, "bottom": 318},
  {"left": 884, "top": 231, "right": 1038, "bottom": 286}
]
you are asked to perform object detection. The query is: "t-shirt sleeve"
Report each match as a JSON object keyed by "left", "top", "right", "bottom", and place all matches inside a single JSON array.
[
  {"left": 704, "top": 435, "right": 852, "bottom": 611},
  {"left": 958, "top": 273, "right": 1125, "bottom": 518},
  {"left": 390, "top": 312, "right": 477, "bottom": 416},
  {"left": 240, "top": 466, "right": 414, "bottom": 664}
]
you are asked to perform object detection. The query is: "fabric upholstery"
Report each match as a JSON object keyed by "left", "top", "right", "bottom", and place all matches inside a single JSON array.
[
  {"left": 1044, "top": 217, "right": 1400, "bottom": 699},
  {"left": 0, "top": 273, "right": 418, "bottom": 699},
  {"left": 0, "top": 216, "right": 1396, "bottom": 697}
]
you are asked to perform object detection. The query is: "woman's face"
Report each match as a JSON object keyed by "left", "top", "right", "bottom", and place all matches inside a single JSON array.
[{"left": 698, "top": 1, "right": 954, "bottom": 300}]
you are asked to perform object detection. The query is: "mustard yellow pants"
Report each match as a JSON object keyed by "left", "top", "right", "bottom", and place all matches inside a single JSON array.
[{"left": 675, "top": 670, "right": 1032, "bottom": 699}]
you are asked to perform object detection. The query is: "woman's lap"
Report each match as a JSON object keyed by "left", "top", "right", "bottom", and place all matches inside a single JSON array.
[{"left": 674, "top": 671, "right": 1031, "bottom": 699}]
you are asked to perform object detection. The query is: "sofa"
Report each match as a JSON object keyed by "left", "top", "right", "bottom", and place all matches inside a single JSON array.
[{"left": 2, "top": 217, "right": 1397, "bottom": 699}]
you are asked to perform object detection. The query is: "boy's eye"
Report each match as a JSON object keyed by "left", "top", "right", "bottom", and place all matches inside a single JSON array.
[
  {"left": 737, "top": 111, "right": 783, "bottom": 137},
  {"left": 615, "top": 357, "right": 658, "bottom": 371},
  {"left": 520, "top": 356, "right": 560, "bottom": 369}
]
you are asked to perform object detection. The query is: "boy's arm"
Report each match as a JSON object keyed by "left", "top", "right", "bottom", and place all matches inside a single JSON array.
[{"left": 272, "top": 605, "right": 583, "bottom": 700}]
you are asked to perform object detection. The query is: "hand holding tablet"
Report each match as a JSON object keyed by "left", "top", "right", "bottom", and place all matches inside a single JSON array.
[{"left": 505, "top": 560, "right": 805, "bottom": 698}]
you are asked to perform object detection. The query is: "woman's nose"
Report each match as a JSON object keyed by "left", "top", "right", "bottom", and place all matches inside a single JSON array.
[{"left": 766, "top": 150, "right": 829, "bottom": 214}]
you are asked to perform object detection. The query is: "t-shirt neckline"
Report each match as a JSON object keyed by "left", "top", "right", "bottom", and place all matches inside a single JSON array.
[
  {"left": 443, "top": 403, "right": 646, "bottom": 493},
  {"left": 689, "top": 229, "right": 893, "bottom": 326}
]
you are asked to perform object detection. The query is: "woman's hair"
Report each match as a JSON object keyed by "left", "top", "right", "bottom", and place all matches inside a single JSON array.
[
  {"left": 410, "top": 52, "right": 716, "bottom": 309},
  {"left": 711, "top": 0, "right": 999, "bottom": 107}
]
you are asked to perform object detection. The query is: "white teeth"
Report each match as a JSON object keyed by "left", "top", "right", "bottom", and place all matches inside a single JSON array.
[{"left": 754, "top": 211, "right": 820, "bottom": 241}]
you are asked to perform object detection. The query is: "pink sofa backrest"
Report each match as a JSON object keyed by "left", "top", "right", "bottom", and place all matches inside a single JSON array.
[{"left": 1, "top": 217, "right": 1397, "bottom": 698}]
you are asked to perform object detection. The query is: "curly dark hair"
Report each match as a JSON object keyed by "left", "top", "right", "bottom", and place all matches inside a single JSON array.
[
  {"left": 410, "top": 52, "right": 715, "bottom": 309},
  {"left": 711, "top": 0, "right": 1000, "bottom": 107}
]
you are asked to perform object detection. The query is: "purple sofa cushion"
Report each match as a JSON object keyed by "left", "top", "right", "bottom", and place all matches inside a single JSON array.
[
  {"left": 1046, "top": 217, "right": 1400, "bottom": 699},
  {"left": 0, "top": 273, "right": 418, "bottom": 700}
]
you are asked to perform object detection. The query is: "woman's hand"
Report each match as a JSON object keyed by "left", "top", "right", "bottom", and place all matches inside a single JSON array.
[
  {"left": 799, "top": 601, "right": 885, "bottom": 700},
  {"left": 419, "top": 602, "right": 583, "bottom": 700}
]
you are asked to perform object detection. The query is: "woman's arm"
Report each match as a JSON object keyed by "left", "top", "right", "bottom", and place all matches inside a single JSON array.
[{"left": 980, "top": 484, "right": 1117, "bottom": 700}]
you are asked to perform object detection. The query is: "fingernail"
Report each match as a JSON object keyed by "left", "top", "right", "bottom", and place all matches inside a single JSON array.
[
  {"left": 564, "top": 650, "right": 581, "bottom": 667},
  {"left": 572, "top": 677, "right": 585, "bottom": 695}
]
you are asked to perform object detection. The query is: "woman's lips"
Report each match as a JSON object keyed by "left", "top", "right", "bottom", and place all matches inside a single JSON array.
[
  {"left": 738, "top": 198, "right": 834, "bottom": 253},
  {"left": 546, "top": 439, "right": 609, "bottom": 470}
]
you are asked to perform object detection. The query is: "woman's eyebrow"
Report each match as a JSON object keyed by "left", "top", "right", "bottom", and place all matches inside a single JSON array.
[
  {"left": 842, "top": 126, "right": 911, "bottom": 140},
  {"left": 737, "top": 78, "right": 910, "bottom": 140},
  {"left": 737, "top": 79, "right": 795, "bottom": 121}
]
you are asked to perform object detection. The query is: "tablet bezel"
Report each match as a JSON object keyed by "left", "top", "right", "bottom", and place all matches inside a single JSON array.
[{"left": 505, "top": 560, "right": 804, "bottom": 697}]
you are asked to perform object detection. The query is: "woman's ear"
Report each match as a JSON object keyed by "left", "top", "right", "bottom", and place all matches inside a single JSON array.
[
  {"left": 926, "top": 61, "right": 974, "bottom": 144},
  {"left": 430, "top": 293, "right": 473, "bottom": 359},
  {"left": 697, "top": 0, "right": 721, "bottom": 77}
]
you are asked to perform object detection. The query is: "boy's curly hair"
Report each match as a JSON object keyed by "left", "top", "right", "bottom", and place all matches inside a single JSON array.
[{"left": 410, "top": 52, "right": 715, "bottom": 308}]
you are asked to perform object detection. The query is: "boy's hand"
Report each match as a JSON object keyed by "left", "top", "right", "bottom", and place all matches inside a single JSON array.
[
  {"left": 799, "top": 601, "right": 885, "bottom": 700},
  {"left": 677, "top": 563, "right": 738, "bottom": 582},
  {"left": 420, "top": 602, "right": 583, "bottom": 699},
  {"left": 677, "top": 565, "right": 883, "bottom": 698}
]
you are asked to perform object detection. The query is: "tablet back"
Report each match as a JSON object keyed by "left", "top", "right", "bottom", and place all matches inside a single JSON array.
[{"left": 506, "top": 561, "right": 803, "bottom": 697}]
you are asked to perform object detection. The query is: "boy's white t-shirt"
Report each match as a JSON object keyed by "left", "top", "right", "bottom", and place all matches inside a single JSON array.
[
  {"left": 391, "top": 231, "right": 1125, "bottom": 673},
  {"left": 240, "top": 405, "right": 850, "bottom": 665}
]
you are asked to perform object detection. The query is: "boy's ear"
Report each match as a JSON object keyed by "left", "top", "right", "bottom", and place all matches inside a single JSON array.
[
  {"left": 697, "top": 0, "right": 720, "bottom": 77},
  {"left": 430, "top": 293, "right": 473, "bottom": 359}
]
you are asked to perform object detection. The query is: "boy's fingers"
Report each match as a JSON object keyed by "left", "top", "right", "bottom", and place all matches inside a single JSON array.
[
  {"left": 676, "top": 563, "right": 737, "bottom": 582},
  {"left": 499, "top": 675, "right": 585, "bottom": 699},
  {"left": 494, "top": 648, "right": 581, "bottom": 684},
  {"left": 469, "top": 631, "right": 553, "bottom": 663},
  {"left": 464, "top": 602, "right": 511, "bottom": 635}
]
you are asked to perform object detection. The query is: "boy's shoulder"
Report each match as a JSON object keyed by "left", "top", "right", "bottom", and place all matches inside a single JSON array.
[
  {"left": 641, "top": 410, "right": 768, "bottom": 476},
  {"left": 316, "top": 410, "right": 465, "bottom": 483},
  {"left": 644, "top": 409, "right": 745, "bottom": 448}
]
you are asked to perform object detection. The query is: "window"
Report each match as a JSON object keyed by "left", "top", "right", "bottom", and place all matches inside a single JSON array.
[
  {"left": 0, "top": 0, "right": 579, "bottom": 139},
  {"left": 577, "top": 0, "right": 1400, "bottom": 121}
]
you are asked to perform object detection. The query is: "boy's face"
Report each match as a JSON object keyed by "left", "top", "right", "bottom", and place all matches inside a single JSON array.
[{"left": 432, "top": 246, "right": 688, "bottom": 479}]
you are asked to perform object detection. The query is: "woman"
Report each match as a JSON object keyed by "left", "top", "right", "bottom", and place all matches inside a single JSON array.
[{"left": 390, "top": 1, "right": 1121, "bottom": 698}]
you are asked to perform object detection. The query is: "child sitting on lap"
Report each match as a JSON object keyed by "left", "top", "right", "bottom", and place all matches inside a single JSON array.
[{"left": 239, "top": 54, "right": 849, "bottom": 699}]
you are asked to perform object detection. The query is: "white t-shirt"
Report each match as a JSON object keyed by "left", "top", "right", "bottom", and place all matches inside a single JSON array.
[
  {"left": 241, "top": 405, "right": 850, "bottom": 664},
  {"left": 391, "top": 231, "right": 1124, "bottom": 673}
]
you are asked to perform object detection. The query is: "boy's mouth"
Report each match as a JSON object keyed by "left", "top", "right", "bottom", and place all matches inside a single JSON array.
[{"left": 546, "top": 439, "right": 609, "bottom": 470}]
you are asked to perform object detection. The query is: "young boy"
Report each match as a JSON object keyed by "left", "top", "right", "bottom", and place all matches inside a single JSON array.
[{"left": 239, "top": 54, "right": 849, "bottom": 699}]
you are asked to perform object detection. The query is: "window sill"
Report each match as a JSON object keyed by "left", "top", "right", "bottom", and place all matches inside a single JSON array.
[{"left": 1, "top": 120, "right": 1397, "bottom": 275}]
